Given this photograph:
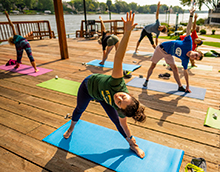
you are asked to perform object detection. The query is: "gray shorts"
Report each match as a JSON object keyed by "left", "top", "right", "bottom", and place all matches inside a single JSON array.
[
  {"left": 107, "top": 35, "right": 119, "bottom": 46},
  {"left": 151, "top": 45, "right": 175, "bottom": 65}
]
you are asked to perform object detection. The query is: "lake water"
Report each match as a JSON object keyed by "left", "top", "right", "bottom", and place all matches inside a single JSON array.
[{"left": 0, "top": 13, "right": 208, "bottom": 37}]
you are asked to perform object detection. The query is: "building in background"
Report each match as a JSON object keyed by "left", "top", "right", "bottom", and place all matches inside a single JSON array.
[{"left": 208, "top": 2, "right": 220, "bottom": 25}]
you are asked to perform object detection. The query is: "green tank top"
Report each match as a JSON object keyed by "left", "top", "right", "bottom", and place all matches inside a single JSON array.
[{"left": 87, "top": 74, "right": 128, "bottom": 118}]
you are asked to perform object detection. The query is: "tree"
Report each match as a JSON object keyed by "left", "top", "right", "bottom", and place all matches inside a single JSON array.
[
  {"left": 172, "top": 6, "right": 184, "bottom": 13},
  {"left": 180, "top": 0, "right": 219, "bottom": 10},
  {"left": 149, "top": 4, "right": 157, "bottom": 13},
  {"left": 37, "top": 0, "right": 54, "bottom": 12},
  {"left": 128, "top": 2, "right": 138, "bottom": 12},
  {"left": 99, "top": 2, "right": 107, "bottom": 12},
  {"left": 115, "top": 0, "right": 129, "bottom": 13},
  {"left": 0, "top": 0, "right": 15, "bottom": 13}
]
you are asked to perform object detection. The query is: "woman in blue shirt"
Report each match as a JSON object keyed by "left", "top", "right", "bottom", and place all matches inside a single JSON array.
[{"left": 143, "top": 8, "right": 203, "bottom": 93}]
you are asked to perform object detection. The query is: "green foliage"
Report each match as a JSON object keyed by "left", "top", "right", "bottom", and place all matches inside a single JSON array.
[
  {"left": 212, "top": 30, "right": 215, "bottom": 35},
  {"left": 161, "top": 22, "right": 169, "bottom": 28},
  {"left": 180, "top": 22, "right": 187, "bottom": 26},
  {"left": 196, "top": 18, "right": 205, "bottom": 25},
  {"left": 180, "top": 0, "right": 219, "bottom": 10},
  {"left": 0, "top": 0, "right": 15, "bottom": 13},
  {"left": 0, "top": 0, "right": 189, "bottom": 14},
  {"left": 200, "top": 29, "right": 206, "bottom": 35}
]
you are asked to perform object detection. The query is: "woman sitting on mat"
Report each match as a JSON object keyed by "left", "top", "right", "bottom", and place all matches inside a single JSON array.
[
  {"left": 5, "top": 11, "right": 39, "bottom": 72},
  {"left": 64, "top": 11, "right": 146, "bottom": 159},
  {"left": 98, "top": 16, "right": 119, "bottom": 65}
]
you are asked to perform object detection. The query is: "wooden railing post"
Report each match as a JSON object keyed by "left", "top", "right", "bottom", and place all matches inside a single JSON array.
[
  {"left": 37, "top": 23, "right": 42, "bottom": 39},
  {"left": 46, "top": 21, "right": 52, "bottom": 39},
  {"left": 53, "top": 0, "right": 69, "bottom": 59}
]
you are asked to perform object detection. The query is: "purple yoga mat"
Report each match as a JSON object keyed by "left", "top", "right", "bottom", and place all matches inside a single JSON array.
[{"left": 0, "top": 64, "right": 52, "bottom": 76}]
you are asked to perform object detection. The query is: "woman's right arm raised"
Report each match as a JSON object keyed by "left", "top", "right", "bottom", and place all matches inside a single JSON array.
[
  {"left": 111, "top": 11, "right": 137, "bottom": 78},
  {"left": 5, "top": 11, "right": 17, "bottom": 36}
]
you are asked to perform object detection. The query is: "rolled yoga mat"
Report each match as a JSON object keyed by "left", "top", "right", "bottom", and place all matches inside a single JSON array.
[
  {"left": 86, "top": 59, "right": 141, "bottom": 71},
  {"left": 126, "top": 77, "right": 206, "bottom": 100},
  {"left": 43, "top": 120, "right": 184, "bottom": 172}
]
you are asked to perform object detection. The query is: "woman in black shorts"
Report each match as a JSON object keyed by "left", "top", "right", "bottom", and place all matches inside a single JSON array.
[{"left": 98, "top": 16, "right": 119, "bottom": 65}]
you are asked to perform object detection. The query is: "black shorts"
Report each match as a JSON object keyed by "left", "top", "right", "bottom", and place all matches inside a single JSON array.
[{"left": 138, "top": 29, "right": 154, "bottom": 45}]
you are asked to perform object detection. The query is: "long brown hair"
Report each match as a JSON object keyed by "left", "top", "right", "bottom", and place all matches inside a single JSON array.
[{"left": 119, "top": 96, "right": 146, "bottom": 123}]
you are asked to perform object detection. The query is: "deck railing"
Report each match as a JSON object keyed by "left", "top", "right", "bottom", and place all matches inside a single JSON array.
[
  {"left": 76, "top": 19, "right": 124, "bottom": 38},
  {"left": 0, "top": 20, "right": 55, "bottom": 42}
]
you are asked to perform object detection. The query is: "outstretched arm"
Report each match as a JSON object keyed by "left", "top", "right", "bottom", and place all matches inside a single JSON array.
[
  {"left": 111, "top": 11, "right": 137, "bottom": 78},
  {"left": 184, "top": 69, "right": 191, "bottom": 93},
  {"left": 99, "top": 16, "right": 106, "bottom": 33},
  {"left": 192, "top": 13, "right": 197, "bottom": 31},
  {"left": 119, "top": 117, "right": 145, "bottom": 159},
  {"left": 186, "top": 8, "right": 195, "bottom": 36},
  {"left": 4, "top": 11, "right": 17, "bottom": 36},
  {"left": 156, "top": 1, "right": 161, "bottom": 20}
]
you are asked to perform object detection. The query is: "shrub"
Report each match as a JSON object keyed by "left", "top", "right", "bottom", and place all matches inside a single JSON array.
[
  {"left": 200, "top": 29, "right": 206, "bottom": 35},
  {"left": 161, "top": 22, "right": 169, "bottom": 29},
  {"left": 180, "top": 22, "right": 187, "bottom": 26},
  {"left": 196, "top": 18, "right": 205, "bottom": 25},
  {"left": 212, "top": 30, "right": 216, "bottom": 35}
]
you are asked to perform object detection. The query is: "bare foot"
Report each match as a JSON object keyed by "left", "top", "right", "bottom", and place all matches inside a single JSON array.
[
  {"left": 99, "top": 61, "right": 104, "bottom": 65},
  {"left": 14, "top": 64, "right": 20, "bottom": 69},
  {"left": 63, "top": 128, "right": 73, "bottom": 139},
  {"left": 35, "top": 69, "right": 39, "bottom": 73},
  {"left": 130, "top": 145, "right": 145, "bottom": 158}
]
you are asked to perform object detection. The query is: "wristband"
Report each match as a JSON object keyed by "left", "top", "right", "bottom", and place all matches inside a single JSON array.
[{"left": 130, "top": 135, "right": 133, "bottom": 139}]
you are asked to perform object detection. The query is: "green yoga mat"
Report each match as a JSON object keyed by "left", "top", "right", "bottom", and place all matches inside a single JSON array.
[
  {"left": 158, "top": 60, "right": 213, "bottom": 71},
  {"left": 204, "top": 107, "right": 220, "bottom": 130},
  {"left": 37, "top": 78, "right": 80, "bottom": 96}
]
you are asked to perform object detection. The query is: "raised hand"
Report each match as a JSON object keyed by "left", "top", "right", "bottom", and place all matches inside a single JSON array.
[
  {"left": 189, "top": 7, "right": 195, "bottom": 15},
  {"left": 194, "top": 13, "right": 198, "bottom": 19},
  {"left": 99, "top": 16, "right": 102, "bottom": 20},
  {"left": 121, "top": 11, "right": 137, "bottom": 33},
  {"left": 157, "top": 1, "right": 161, "bottom": 8}
]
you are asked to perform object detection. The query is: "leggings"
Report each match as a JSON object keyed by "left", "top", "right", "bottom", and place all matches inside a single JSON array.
[
  {"left": 138, "top": 29, "right": 154, "bottom": 45},
  {"left": 16, "top": 39, "right": 34, "bottom": 63},
  {"left": 72, "top": 76, "right": 127, "bottom": 138}
]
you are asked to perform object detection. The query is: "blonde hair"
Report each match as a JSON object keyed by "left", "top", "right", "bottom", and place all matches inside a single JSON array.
[{"left": 8, "top": 37, "right": 14, "bottom": 45}]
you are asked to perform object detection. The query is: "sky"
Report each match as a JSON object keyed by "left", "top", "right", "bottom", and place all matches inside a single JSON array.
[{"left": 63, "top": 0, "right": 209, "bottom": 11}]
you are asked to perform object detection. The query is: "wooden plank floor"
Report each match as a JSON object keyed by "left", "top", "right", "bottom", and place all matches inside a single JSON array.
[{"left": 0, "top": 30, "right": 220, "bottom": 172}]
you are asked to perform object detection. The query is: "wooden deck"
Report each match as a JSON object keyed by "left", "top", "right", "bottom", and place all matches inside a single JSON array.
[{"left": 0, "top": 30, "right": 220, "bottom": 172}]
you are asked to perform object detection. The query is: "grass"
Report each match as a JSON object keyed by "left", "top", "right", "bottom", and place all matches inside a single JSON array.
[
  {"left": 202, "top": 42, "right": 220, "bottom": 48},
  {"left": 201, "top": 34, "right": 220, "bottom": 39},
  {"left": 158, "top": 36, "right": 220, "bottom": 48}
]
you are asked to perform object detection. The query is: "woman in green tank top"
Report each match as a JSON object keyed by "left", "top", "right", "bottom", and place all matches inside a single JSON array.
[{"left": 64, "top": 11, "right": 146, "bottom": 159}]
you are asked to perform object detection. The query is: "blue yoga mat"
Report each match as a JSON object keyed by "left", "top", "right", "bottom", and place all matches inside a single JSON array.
[
  {"left": 43, "top": 120, "right": 184, "bottom": 172},
  {"left": 86, "top": 59, "right": 141, "bottom": 71},
  {"left": 127, "top": 77, "right": 206, "bottom": 100}
]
